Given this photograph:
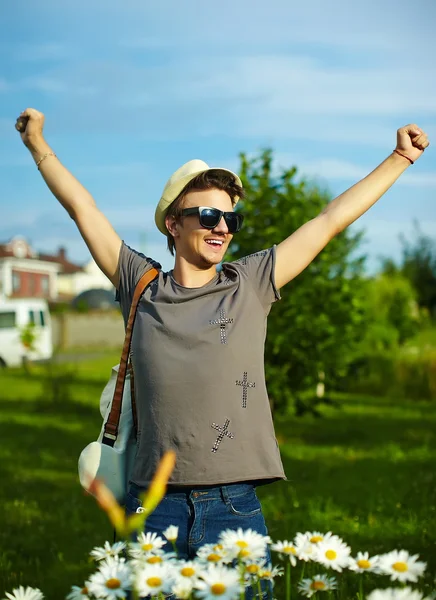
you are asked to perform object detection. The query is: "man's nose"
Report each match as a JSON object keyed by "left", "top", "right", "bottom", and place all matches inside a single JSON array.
[{"left": 213, "top": 216, "right": 229, "bottom": 234}]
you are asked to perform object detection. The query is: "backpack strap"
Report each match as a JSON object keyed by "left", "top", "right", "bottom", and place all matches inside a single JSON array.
[{"left": 103, "top": 267, "right": 159, "bottom": 446}]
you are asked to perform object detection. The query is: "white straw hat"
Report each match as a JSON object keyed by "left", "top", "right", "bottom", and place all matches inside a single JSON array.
[{"left": 154, "top": 159, "right": 242, "bottom": 235}]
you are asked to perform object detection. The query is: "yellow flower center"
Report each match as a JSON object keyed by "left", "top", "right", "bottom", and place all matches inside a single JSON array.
[
  {"left": 357, "top": 559, "right": 371, "bottom": 569},
  {"left": 310, "top": 581, "right": 327, "bottom": 591},
  {"left": 260, "top": 571, "right": 271, "bottom": 578},
  {"left": 236, "top": 540, "right": 249, "bottom": 548},
  {"left": 207, "top": 553, "right": 221, "bottom": 562},
  {"left": 146, "top": 556, "right": 162, "bottom": 564},
  {"left": 211, "top": 583, "right": 226, "bottom": 595},
  {"left": 181, "top": 567, "right": 196, "bottom": 577},
  {"left": 246, "top": 564, "right": 260, "bottom": 574},
  {"left": 310, "top": 535, "right": 323, "bottom": 543},
  {"left": 214, "top": 544, "right": 223, "bottom": 551},
  {"left": 142, "top": 543, "right": 154, "bottom": 551},
  {"left": 393, "top": 562, "right": 408, "bottom": 572},
  {"left": 325, "top": 550, "right": 337, "bottom": 560},
  {"left": 106, "top": 578, "right": 121, "bottom": 590},
  {"left": 283, "top": 545, "right": 297, "bottom": 554},
  {"left": 146, "top": 577, "right": 162, "bottom": 587},
  {"left": 81, "top": 587, "right": 88, "bottom": 595},
  {"left": 239, "top": 549, "right": 250, "bottom": 558}
]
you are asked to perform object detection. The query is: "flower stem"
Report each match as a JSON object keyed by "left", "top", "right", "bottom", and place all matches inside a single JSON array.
[
  {"left": 286, "top": 561, "right": 291, "bottom": 600},
  {"left": 257, "top": 579, "right": 263, "bottom": 599}
]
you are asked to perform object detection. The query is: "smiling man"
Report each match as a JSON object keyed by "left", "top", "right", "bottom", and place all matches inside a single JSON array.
[{"left": 17, "top": 107, "right": 429, "bottom": 599}]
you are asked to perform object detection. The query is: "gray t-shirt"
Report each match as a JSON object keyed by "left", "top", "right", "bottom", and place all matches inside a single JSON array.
[{"left": 117, "top": 242, "right": 287, "bottom": 488}]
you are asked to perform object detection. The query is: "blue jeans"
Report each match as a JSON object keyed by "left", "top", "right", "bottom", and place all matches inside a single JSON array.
[{"left": 125, "top": 481, "right": 273, "bottom": 599}]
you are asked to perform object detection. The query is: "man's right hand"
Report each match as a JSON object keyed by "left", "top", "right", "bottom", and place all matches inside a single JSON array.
[{"left": 16, "top": 108, "right": 45, "bottom": 150}]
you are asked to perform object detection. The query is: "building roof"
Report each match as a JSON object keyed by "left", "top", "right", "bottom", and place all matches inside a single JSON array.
[{"left": 0, "top": 237, "right": 83, "bottom": 274}]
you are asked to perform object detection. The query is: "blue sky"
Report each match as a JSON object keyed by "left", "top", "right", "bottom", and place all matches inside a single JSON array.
[{"left": 0, "top": 0, "right": 435, "bottom": 273}]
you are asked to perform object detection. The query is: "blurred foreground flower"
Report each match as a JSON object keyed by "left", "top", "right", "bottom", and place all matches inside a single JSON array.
[{"left": 89, "top": 450, "right": 176, "bottom": 537}]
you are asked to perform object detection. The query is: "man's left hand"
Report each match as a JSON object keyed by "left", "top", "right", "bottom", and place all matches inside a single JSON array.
[{"left": 396, "top": 124, "right": 430, "bottom": 163}]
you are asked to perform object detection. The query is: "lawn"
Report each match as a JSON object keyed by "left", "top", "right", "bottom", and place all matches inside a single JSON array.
[{"left": 0, "top": 353, "right": 435, "bottom": 599}]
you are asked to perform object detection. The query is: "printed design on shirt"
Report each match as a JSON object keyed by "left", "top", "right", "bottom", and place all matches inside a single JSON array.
[
  {"left": 211, "top": 419, "right": 234, "bottom": 453},
  {"left": 235, "top": 372, "right": 256, "bottom": 408},
  {"left": 209, "top": 309, "right": 234, "bottom": 344},
  {"left": 239, "top": 250, "right": 268, "bottom": 266}
]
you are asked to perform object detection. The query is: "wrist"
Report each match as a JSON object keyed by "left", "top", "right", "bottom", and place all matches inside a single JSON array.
[
  {"left": 27, "top": 136, "right": 51, "bottom": 157},
  {"left": 392, "top": 148, "right": 414, "bottom": 166}
]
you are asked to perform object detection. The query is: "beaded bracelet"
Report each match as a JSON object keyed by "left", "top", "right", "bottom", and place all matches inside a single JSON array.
[
  {"left": 393, "top": 149, "right": 413, "bottom": 165},
  {"left": 36, "top": 152, "right": 57, "bottom": 170}
]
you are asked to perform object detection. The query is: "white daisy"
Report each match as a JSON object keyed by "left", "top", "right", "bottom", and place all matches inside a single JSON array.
[
  {"left": 314, "top": 537, "right": 351, "bottom": 572},
  {"left": 271, "top": 540, "right": 299, "bottom": 566},
  {"left": 172, "top": 559, "right": 203, "bottom": 582},
  {"left": 87, "top": 556, "right": 131, "bottom": 599},
  {"left": 196, "top": 543, "right": 229, "bottom": 565},
  {"left": 298, "top": 574, "right": 337, "bottom": 598},
  {"left": 90, "top": 541, "right": 126, "bottom": 562},
  {"left": 171, "top": 578, "right": 195, "bottom": 599},
  {"left": 66, "top": 585, "right": 91, "bottom": 600},
  {"left": 5, "top": 587, "right": 44, "bottom": 600},
  {"left": 378, "top": 550, "right": 427, "bottom": 583},
  {"left": 367, "top": 588, "right": 427, "bottom": 600},
  {"left": 163, "top": 525, "right": 179, "bottom": 542},
  {"left": 243, "top": 558, "right": 266, "bottom": 580},
  {"left": 301, "top": 531, "right": 333, "bottom": 544},
  {"left": 348, "top": 551, "right": 380, "bottom": 573},
  {"left": 195, "top": 564, "right": 242, "bottom": 599},
  {"left": 219, "top": 528, "right": 270, "bottom": 562},
  {"left": 128, "top": 531, "right": 167, "bottom": 559},
  {"left": 258, "top": 563, "right": 284, "bottom": 582},
  {"left": 294, "top": 532, "right": 329, "bottom": 562},
  {"left": 134, "top": 563, "right": 171, "bottom": 598}
]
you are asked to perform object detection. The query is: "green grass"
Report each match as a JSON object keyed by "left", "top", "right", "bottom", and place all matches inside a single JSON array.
[{"left": 0, "top": 354, "right": 435, "bottom": 599}]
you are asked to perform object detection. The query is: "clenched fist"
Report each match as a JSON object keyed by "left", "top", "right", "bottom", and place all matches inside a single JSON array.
[
  {"left": 15, "top": 108, "right": 45, "bottom": 149},
  {"left": 396, "top": 124, "right": 430, "bottom": 164}
]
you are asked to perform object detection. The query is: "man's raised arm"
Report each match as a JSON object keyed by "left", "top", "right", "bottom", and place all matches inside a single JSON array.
[
  {"left": 17, "top": 108, "right": 122, "bottom": 288},
  {"left": 274, "top": 124, "right": 430, "bottom": 290}
]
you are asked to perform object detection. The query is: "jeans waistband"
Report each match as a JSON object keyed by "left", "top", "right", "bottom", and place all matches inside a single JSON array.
[{"left": 129, "top": 481, "right": 255, "bottom": 501}]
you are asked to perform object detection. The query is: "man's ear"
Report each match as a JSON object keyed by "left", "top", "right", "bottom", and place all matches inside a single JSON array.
[{"left": 165, "top": 215, "right": 180, "bottom": 238}]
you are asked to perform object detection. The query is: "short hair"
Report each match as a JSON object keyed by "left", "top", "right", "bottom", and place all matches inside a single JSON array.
[{"left": 165, "top": 169, "right": 245, "bottom": 256}]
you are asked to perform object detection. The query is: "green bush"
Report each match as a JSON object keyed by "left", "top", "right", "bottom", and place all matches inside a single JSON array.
[
  {"left": 396, "top": 349, "right": 436, "bottom": 400},
  {"left": 343, "top": 349, "right": 436, "bottom": 401}
]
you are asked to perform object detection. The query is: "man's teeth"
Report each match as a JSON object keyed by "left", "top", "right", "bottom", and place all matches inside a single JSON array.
[{"left": 206, "top": 240, "right": 223, "bottom": 246}]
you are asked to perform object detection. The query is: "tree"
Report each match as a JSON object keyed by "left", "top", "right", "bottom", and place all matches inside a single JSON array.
[
  {"left": 380, "top": 221, "right": 436, "bottom": 317},
  {"left": 360, "top": 273, "right": 420, "bottom": 352},
  {"left": 226, "top": 149, "right": 367, "bottom": 416}
]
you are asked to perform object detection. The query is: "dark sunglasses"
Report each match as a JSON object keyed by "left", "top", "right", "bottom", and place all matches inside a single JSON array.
[{"left": 180, "top": 206, "right": 244, "bottom": 233}]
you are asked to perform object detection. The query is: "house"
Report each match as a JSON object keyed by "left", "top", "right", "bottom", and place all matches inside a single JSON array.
[
  {"left": 0, "top": 236, "right": 113, "bottom": 301},
  {"left": 0, "top": 237, "right": 61, "bottom": 300}
]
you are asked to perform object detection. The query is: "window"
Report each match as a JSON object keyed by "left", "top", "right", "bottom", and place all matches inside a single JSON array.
[
  {"left": 12, "top": 272, "right": 21, "bottom": 293},
  {"left": 28, "top": 310, "right": 35, "bottom": 325},
  {"left": 41, "top": 276, "right": 49, "bottom": 295},
  {"left": 39, "top": 311, "right": 46, "bottom": 327},
  {"left": 0, "top": 312, "right": 16, "bottom": 329}
]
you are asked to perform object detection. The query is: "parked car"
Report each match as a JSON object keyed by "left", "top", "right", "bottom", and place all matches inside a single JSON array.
[{"left": 0, "top": 298, "right": 53, "bottom": 367}]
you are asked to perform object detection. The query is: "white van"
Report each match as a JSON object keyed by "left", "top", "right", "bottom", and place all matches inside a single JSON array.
[{"left": 0, "top": 298, "right": 53, "bottom": 367}]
